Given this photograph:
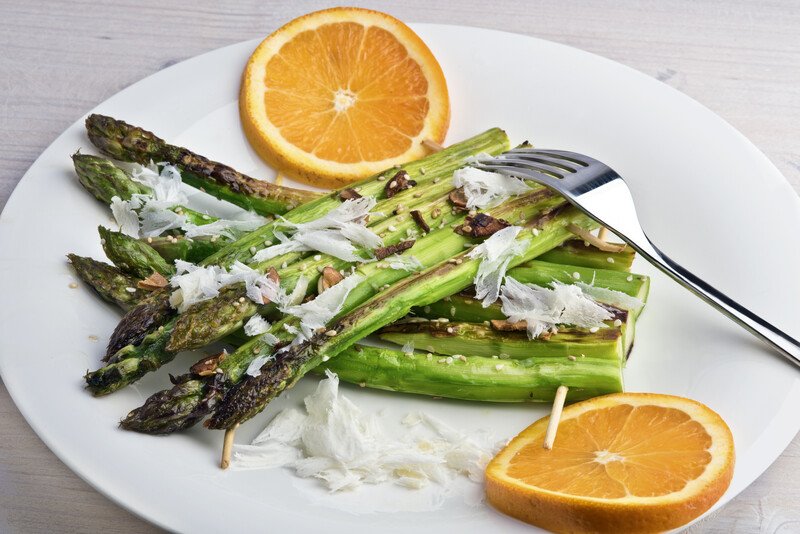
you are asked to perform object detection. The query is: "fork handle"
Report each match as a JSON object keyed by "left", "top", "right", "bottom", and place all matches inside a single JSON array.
[{"left": 621, "top": 228, "right": 800, "bottom": 367}]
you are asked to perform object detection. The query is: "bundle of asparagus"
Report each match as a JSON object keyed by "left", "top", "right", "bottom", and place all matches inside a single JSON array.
[{"left": 68, "top": 116, "right": 648, "bottom": 462}]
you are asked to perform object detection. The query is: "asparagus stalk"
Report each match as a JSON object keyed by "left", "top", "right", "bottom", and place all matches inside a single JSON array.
[
  {"left": 73, "top": 153, "right": 219, "bottom": 227},
  {"left": 207, "top": 205, "right": 595, "bottom": 429},
  {"left": 318, "top": 346, "right": 623, "bottom": 403},
  {"left": 120, "top": 191, "right": 579, "bottom": 432},
  {"left": 106, "top": 128, "right": 510, "bottom": 354},
  {"left": 98, "top": 226, "right": 174, "bottom": 279},
  {"left": 86, "top": 115, "right": 321, "bottom": 215},
  {"left": 537, "top": 239, "right": 635, "bottom": 272},
  {"left": 67, "top": 255, "right": 146, "bottom": 308},
  {"left": 378, "top": 321, "right": 625, "bottom": 361}
]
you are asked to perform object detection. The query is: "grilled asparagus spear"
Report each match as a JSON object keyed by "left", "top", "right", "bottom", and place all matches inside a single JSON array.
[{"left": 86, "top": 115, "right": 320, "bottom": 215}]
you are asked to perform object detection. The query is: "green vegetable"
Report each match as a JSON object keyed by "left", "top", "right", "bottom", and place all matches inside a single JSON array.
[
  {"left": 67, "top": 254, "right": 145, "bottom": 308},
  {"left": 319, "top": 346, "right": 622, "bottom": 403},
  {"left": 378, "top": 321, "right": 624, "bottom": 361},
  {"left": 98, "top": 226, "right": 174, "bottom": 279},
  {"left": 537, "top": 239, "right": 635, "bottom": 272}
]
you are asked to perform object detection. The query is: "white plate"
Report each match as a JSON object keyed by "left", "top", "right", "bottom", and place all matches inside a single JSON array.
[{"left": 1, "top": 24, "right": 798, "bottom": 533}]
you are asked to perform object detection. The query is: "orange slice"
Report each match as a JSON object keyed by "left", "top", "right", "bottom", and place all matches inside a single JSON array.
[
  {"left": 240, "top": 7, "right": 450, "bottom": 188},
  {"left": 486, "top": 393, "right": 735, "bottom": 534}
]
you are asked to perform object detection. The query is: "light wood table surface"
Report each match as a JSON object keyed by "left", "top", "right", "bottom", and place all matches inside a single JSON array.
[{"left": 1, "top": 1, "right": 798, "bottom": 532}]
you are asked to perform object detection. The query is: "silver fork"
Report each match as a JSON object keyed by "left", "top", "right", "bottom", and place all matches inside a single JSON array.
[{"left": 474, "top": 148, "right": 800, "bottom": 367}]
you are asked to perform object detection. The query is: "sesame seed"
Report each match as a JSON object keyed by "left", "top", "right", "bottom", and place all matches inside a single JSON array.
[
  {"left": 607, "top": 257, "right": 615, "bottom": 263},
  {"left": 572, "top": 272, "right": 581, "bottom": 279},
  {"left": 233, "top": 301, "right": 240, "bottom": 307},
  {"left": 438, "top": 358, "right": 447, "bottom": 364},
  {"left": 322, "top": 355, "right": 330, "bottom": 362},
  {"left": 264, "top": 240, "right": 273, "bottom": 246},
  {"left": 68, "top": 282, "right": 78, "bottom": 289},
  {"left": 457, "top": 355, "right": 467, "bottom": 362},
  {"left": 202, "top": 214, "right": 211, "bottom": 220},
  {"left": 314, "top": 254, "right": 322, "bottom": 261},
  {"left": 377, "top": 175, "right": 386, "bottom": 181},
  {"left": 567, "top": 355, "right": 577, "bottom": 361},
  {"left": 483, "top": 321, "right": 490, "bottom": 327},
  {"left": 388, "top": 225, "right": 397, "bottom": 232},
  {"left": 125, "top": 287, "right": 136, "bottom": 293},
  {"left": 433, "top": 177, "right": 440, "bottom": 183},
  {"left": 238, "top": 297, "right": 245, "bottom": 303},
  {"left": 211, "top": 235, "right": 219, "bottom": 242},
  {"left": 446, "top": 327, "right": 454, "bottom": 334},
  {"left": 317, "top": 265, "right": 324, "bottom": 273},
  {"left": 359, "top": 382, "right": 366, "bottom": 387},
  {"left": 626, "top": 275, "right": 634, "bottom": 282},
  {"left": 325, "top": 329, "right": 338, "bottom": 337},
  {"left": 147, "top": 237, "right": 153, "bottom": 243},
  {"left": 388, "top": 181, "right": 397, "bottom": 189},
  {"left": 468, "top": 210, "right": 477, "bottom": 216},
  {"left": 463, "top": 243, "right": 473, "bottom": 248},
  {"left": 532, "top": 228, "right": 540, "bottom": 236},
  {"left": 438, "top": 318, "right": 449, "bottom": 323},
  {"left": 462, "top": 225, "right": 473, "bottom": 233},
  {"left": 88, "top": 335, "right": 99, "bottom": 342},
  {"left": 590, "top": 326, "right": 600, "bottom": 333},
  {"left": 250, "top": 246, "right": 257, "bottom": 254},
  {"left": 613, "top": 319, "right": 622, "bottom": 327},
  {"left": 445, "top": 357, "right": 453, "bottom": 365},
  {"left": 495, "top": 364, "right": 505, "bottom": 371},
  {"left": 455, "top": 259, "right": 463, "bottom": 265},
  {"left": 492, "top": 355, "right": 499, "bottom": 359},
  {"left": 100, "top": 238, "right": 106, "bottom": 245},
  {"left": 413, "top": 192, "right": 422, "bottom": 198},
  {"left": 419, "top": 168, "right": 426, "bottom": 175},
  {"left": 281, "top": 262, "right": 288, "bottom": 269}
]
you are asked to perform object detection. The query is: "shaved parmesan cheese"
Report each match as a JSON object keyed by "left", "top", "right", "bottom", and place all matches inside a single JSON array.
[
  {"left": 499, "top": 277, "right": 612, "bottom": 339},
  {"left": 467, "top": 226, "right": 529, "bottom": 306},
  {"left": 281, "top": 274, "right": 363, "bottom": 339},
  {"left": 253, "top": 197, "right": 382, "bottom": 263},
  {"left": 183, "top": 211, "right": 267, "bottom": 240},
  {"left": 452, "top": 167, "right": 531, "bottom": 209},
  {"left": 385, "top": 254, "right": 424, "bottom": 271},
  {"left": 168, "top": 260, "right": 286, "bottom": 312},
  {"left": 232, "top": 371, "right": 497, "bottom": 492},
  {"left": 245, "top": 334, "right": 281, "bottom": 378},
  {"left": 576, "top": 282, "right": 644, "bottom": 313},
  {"left": 401, "top": 340, "right": 415, "bottom": 354},
  {"left": 168, "top": 261, "right": 226, "bottom": 312},
  {"left": 244, "top": 315, "right": 270, "bottom": 336},
  {"left": 109, "top": 196, "right": 141, "bottom": 237}
]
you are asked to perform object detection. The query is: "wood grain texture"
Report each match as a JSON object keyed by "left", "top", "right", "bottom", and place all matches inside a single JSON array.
[{"left": 0, "top": 0, "right": 798, "bottom": 531}]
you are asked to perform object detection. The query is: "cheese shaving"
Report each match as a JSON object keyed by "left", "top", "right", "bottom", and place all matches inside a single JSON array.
[
  {"left": 499, "top": 277, "right": 613, "bottom": 339},
  {"left": 168, "top": 260, "right": 284, "bottom": 312},
  {"left": 245, "top": 334, "right": 281, "bottom": 378},
  {"left": 281, "top": 274, "right": 363, "bottom": 340},
  {"left": 110, "top": 162, "right": 266, "bottom": 239},
  {"left": 576, "top": 282, "right": 644, "bottom": 312},
  {"left": 252, "top": 197, "right": 382, "bottom": 263},
  {"left": 244, "top": 315, "right": 271, "bottom": 336},
  {"left": 467, "top": 226, "right": 529, "bottom": 306},
  {"left": 385, "top": 254, "right": 424, "bottom": 272},
  {"left": 183, "top": 211, "right": 267, "bottom": 240},
  {"left": 452, "top": 166, "right": 531, "bottom": 209},
  {"left": 232, "top": 371, "right": 497, "bottom": 491}
]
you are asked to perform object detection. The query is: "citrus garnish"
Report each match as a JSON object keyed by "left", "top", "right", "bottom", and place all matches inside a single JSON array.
[
  {"left": 240, "top": 7, "right": 450, "bottom": 188},
  {"left": 486, "top": 393, "right": 735, "bottom": 533}
]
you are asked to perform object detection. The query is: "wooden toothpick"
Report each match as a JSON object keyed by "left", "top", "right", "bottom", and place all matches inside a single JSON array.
[
  {"left": 543, "top": 386, "right": 569, "bottom": 450},
  {"left": 220, "top": 423, "right": 239, "bottom": 469},
  {"left": 422, "top": 138, "right": 444, "bottom": 153},
  {"left": 597, "top": 227, "right": 609, "bottom": 241}
]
